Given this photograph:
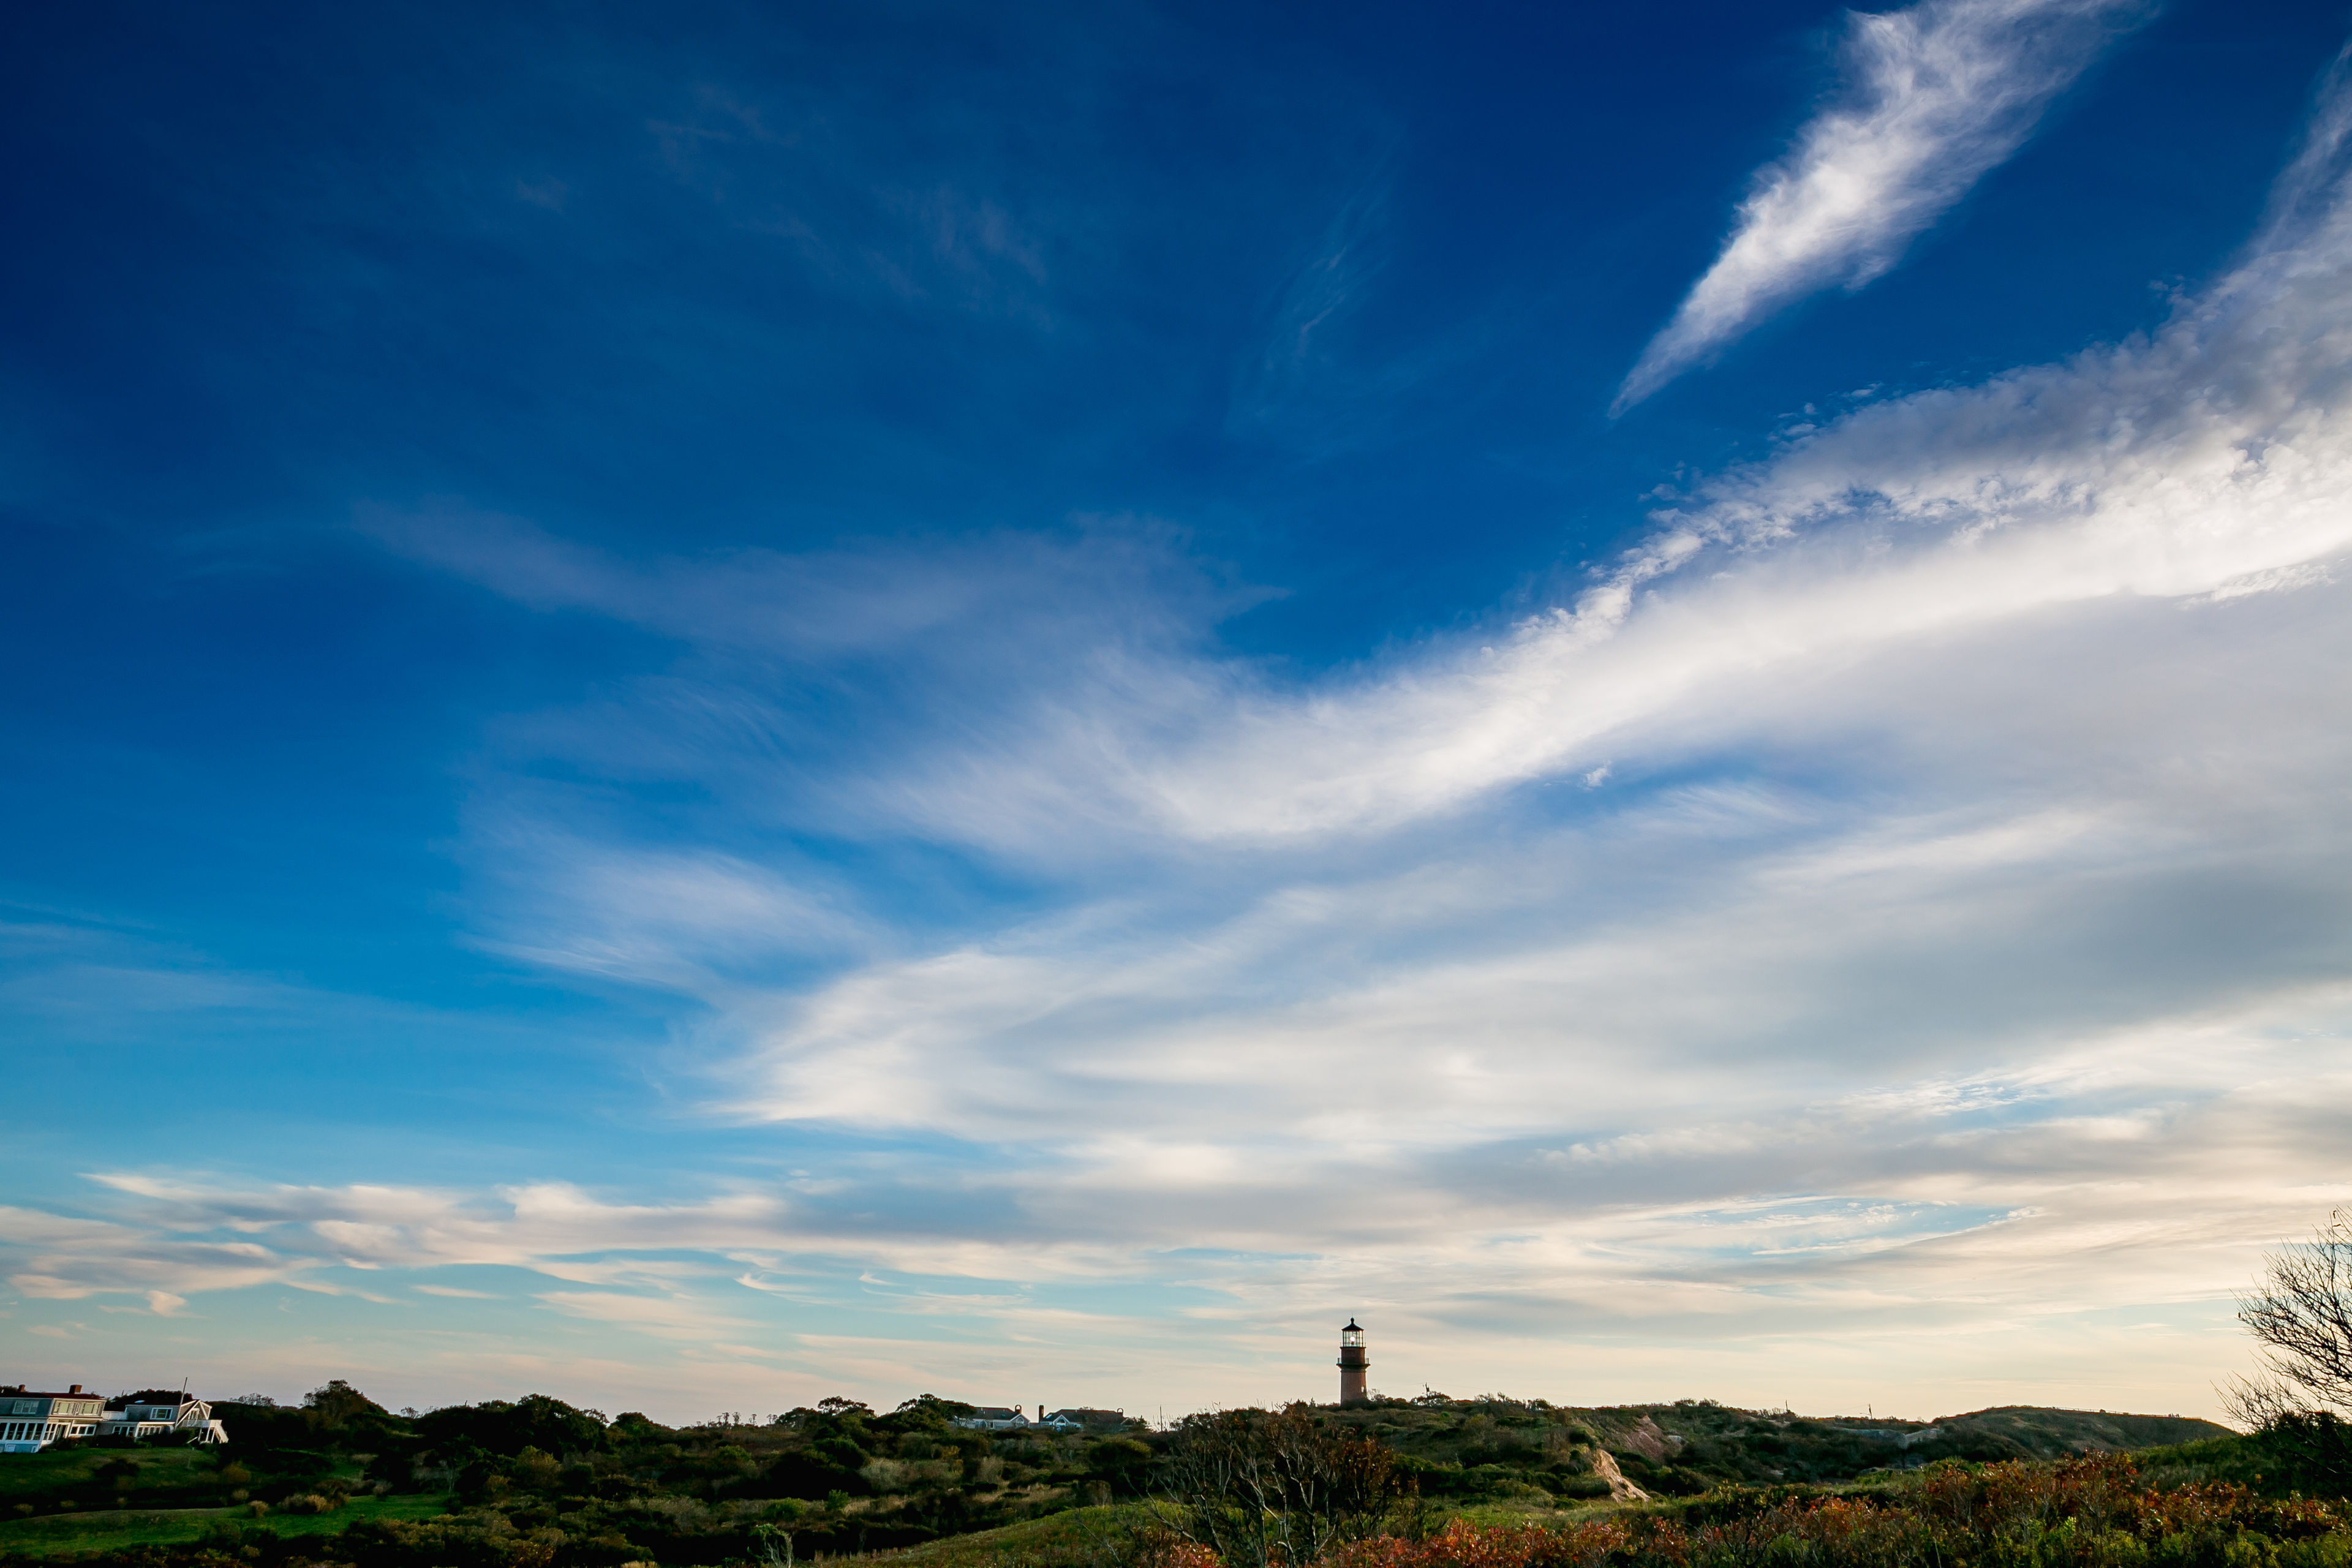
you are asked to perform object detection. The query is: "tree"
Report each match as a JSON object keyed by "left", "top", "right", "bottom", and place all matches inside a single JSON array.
[
  {"left": 763, "top": 1436, "right": 872, "bottom": 1501},
  {"left": 1155, "top": 1408, "right": 1410, "bottom": 1568},
  {"left": 2231, "top": 1209, "right": 2352, "bottom": 1420},
  {"left": 2226, "top": 1208, "right": 2352, "bottom": 1494},
  {"left": 414, "top": 1395, "right": 606, "bottom": 1459},
  {"left": 874, "top": 1395, "right": 974, "bottom": 1436},
  {"left": 303, "top": 1381, "right": 389, "bottom": 1430},
  {"left": 1088, "top": 1436, "right": 1155, "bottom": 1497}
]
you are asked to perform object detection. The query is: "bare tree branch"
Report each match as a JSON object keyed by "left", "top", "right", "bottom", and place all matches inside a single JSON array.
[
  {"left": 1155, "top": 1408, "right": 1408, "bottom": 1568},
  {"left": 2237, "top": 1208, "right": 2352, "bottom": 1416}
]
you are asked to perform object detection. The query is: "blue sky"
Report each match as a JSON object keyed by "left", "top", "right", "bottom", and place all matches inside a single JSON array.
[{"left": 7, "top": 0, "right": 2352, "bottom": 1423}]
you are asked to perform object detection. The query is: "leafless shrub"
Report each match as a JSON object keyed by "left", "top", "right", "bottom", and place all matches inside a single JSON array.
[
  {"left": 1155, "top": 1407, "right": 1412, "bottom": 1568},
  {"left": 2228, "top": 1208, "right": 2352, "bottom": 1424}
]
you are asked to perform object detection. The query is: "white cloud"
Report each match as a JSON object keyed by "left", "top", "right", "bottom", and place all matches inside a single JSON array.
[
  {"left": 467, "top": 830, "right": 874, "bottom": 987},
  {"left": 1091, "top": 70, "right": 2352, "bottom": 844},
  {"left": 537, "top": 1290, "right": 767, "bottom": 1346},
  {"left": 39, "top": 29, "right": 2352, "bottom": 1420},
  {"left": 1615, "top": 0, "right": 2151, "bottom": 410},
  {"left": 4, "top": 1048, "right": 2341, "bottom": 1416}
]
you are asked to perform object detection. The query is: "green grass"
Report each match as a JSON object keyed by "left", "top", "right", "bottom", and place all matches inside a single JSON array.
[
  {"left": 0, "top": 1450, "right": 228, "bottom": 1503},
  {"left": 0, "top": 1492, "right": 453, "bottom": 1557},
  {"left": 860, "top": 1504, "right": 1159, "bottom": 1568}
]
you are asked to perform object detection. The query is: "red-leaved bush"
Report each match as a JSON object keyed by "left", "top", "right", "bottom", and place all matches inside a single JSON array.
[{"left": 1167, "top": 1454, "right": 2346, "bottom": 1568}]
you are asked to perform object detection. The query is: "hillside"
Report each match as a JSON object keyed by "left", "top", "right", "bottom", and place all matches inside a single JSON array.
[
  {"left": 1307, "top": 1397, "right": 2233, "bottom": 1497},
  {"left": 1922, "top": 1407, "right": 2229, "bottom": 1458}
]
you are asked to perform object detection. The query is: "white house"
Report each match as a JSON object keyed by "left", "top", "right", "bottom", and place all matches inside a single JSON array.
[
  {"left": 960, "top": 1406, "right": 1123, "bottom": 1434},
  {"left": 0, "top": 1386, "right": 227, "bottom": 1453},
  {"left": 952, "top": 1406, "right": 1030, "bottom": 1431},
  {"left": 0, "top": 1386, "right": 107, "bottom": 1453},
  {"left": 1044, "top": 1408, "right": 1125, "bottom": 1431},
  {"left": 99, "top": 1392, "right": 227, "bottom": 1446}
]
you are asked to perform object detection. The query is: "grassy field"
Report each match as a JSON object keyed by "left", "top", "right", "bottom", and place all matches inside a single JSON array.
[
  {"left": 857, "top": 1504, "right": 1157, "bottom": 1568},
  {"left": 0, "top": 1449, "right": 230, "bottom": 1505},
  {"left": 0, "top": 1491, "right": 452, "bottom": 1556}
]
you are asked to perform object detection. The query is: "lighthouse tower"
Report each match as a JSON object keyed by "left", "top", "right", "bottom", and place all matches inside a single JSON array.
[{"left": 1337, "top": 1318, "right": 1369, "bottom": 1404}]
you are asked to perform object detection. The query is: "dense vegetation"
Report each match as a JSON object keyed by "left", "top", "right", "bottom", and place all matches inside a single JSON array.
[
  {"left": 1300, "top": 1398, "right": 2231, "bottom": 1499},
  {"left": 1279, "top": 1455, "right": 2349, "bottom": 1568},
  {"left": 0, "top": 1383, "right": 2323, "bottom": 1568},
  {"left": 0, "top": 1382, "right": 1149, "bottom": 1564}
]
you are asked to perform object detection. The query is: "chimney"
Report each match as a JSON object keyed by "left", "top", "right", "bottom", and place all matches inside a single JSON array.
[{"left": 69, "top": 1384, "right": 81, "bottom": 1395}]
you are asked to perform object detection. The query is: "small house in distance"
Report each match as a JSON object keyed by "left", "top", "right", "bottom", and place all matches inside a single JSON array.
[
  {"left": 952, "top": 1406, "right": 1030, "bottom": 1431},
  {"left": 102, "top": 1392, "right": 227, "bottom": 1445},
  {"left": 0, "top": 1385, "right": 227, "bottom": 1452},
  {"left": 1044, "top": 1408, "right": 1126, "bottom": 1431},
  {"left": 0, "top": 1386, "right": 107, "bottom": 1453},
  {"left": 955, "top": 1404, "right": 1126, "bottom": 1433}
]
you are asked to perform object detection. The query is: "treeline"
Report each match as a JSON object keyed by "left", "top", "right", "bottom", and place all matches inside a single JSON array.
[
  {"left": 7, "top": 1388, "right": 2347, "bottom": 1568},
  {"left": 8, "top": 1381, "right": 1154, "bottom": 1562}
]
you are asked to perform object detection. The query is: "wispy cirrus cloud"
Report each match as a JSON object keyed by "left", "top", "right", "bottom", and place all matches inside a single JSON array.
[
  {"left": 354, "top": 43, "right": 2352, "bottom": 1412},
  {"left": 1100, "top": 69, "right": 2352, "bottom": 844},
  {"left": 29, "top": 29, "right": 2352, "bottom": 1420},
  {"left": 1614, "top": 0, "right": 2152, "bottom": 412}
]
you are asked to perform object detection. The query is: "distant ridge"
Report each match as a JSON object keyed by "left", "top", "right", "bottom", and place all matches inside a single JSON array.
[
  {"left": 1302, "top": 1395, "right": 2236, "bottom": 1493},
  {"left": 1919, "top": 1406, "right": 2233, "bottom": 1458}
]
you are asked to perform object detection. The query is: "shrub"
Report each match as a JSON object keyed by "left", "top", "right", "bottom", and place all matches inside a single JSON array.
[{"left": 413, "top": 1393, "right": 607, "bottom": 1462}]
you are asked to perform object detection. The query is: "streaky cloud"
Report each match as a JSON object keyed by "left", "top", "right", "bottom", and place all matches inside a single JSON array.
[
  {"left": 108, "top": 27, "right": 2348, "bottom": 1416},
  {"left": 1120, "top": 46, "right": 2352, "bottom": 845},
  {"left": 1613, "top": 0, "right": 2152, "bottom": 413}
]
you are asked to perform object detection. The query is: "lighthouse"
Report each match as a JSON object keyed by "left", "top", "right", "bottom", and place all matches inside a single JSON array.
[{"left": 1337, "top": 1318, "right": 1369, "bottom": 1404}]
